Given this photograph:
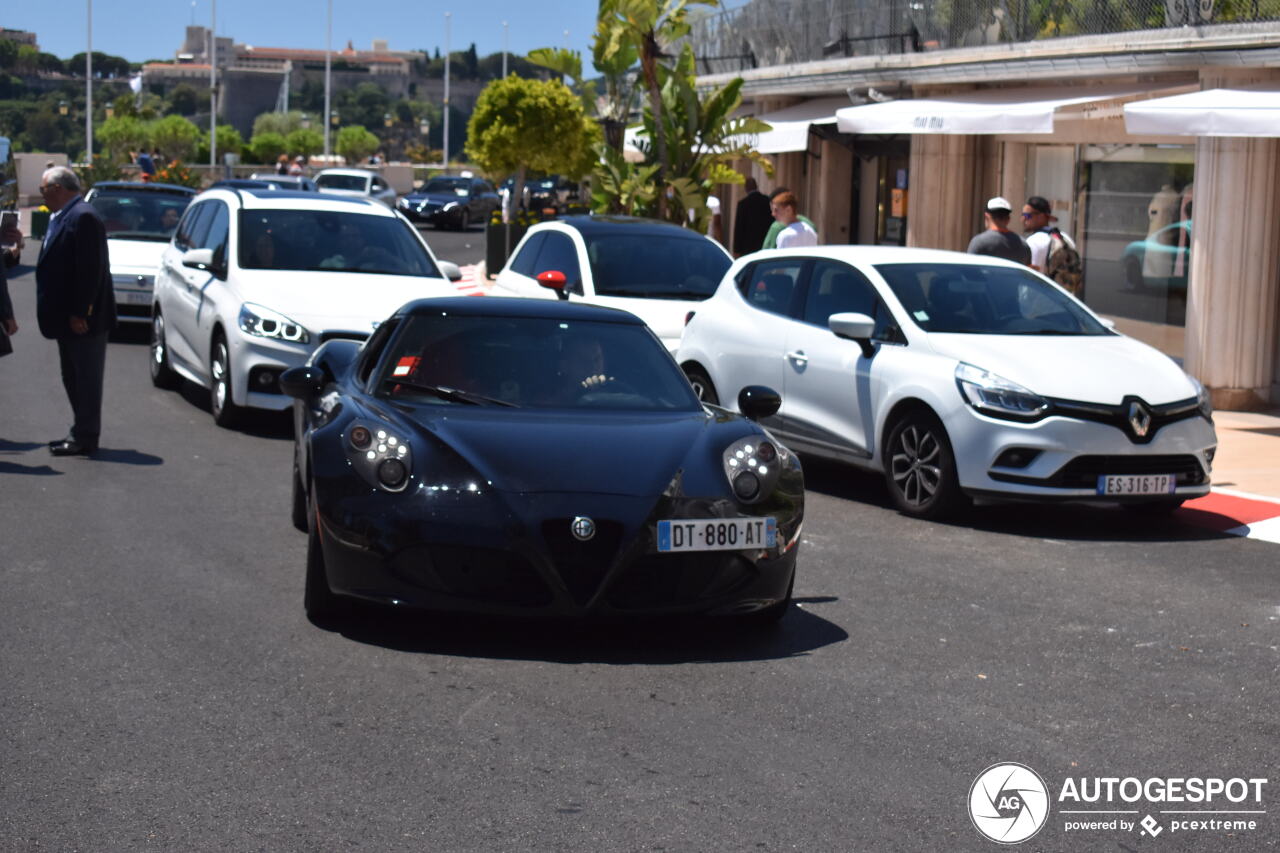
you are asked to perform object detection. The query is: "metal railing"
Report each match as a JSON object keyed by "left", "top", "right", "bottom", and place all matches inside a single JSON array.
[{"left": 688, "top": 0, "right": 1280, "bottom": 74}]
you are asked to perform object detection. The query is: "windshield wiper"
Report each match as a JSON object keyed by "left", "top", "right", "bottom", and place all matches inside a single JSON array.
[{"left": 381, "top": 378, "right": 517, "bottom": 407}]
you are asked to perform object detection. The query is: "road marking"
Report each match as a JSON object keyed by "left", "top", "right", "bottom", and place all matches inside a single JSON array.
[
  {"left": 1178, "top": 491, "right": 1280, "bottom": 543},
  {"left": 453, "top": 264, "right": 487, "bottom": 297}
]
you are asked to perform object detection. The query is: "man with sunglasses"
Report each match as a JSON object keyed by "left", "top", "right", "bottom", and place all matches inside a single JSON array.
[{"left": 1022, "top": 196, "right": 1075, "bottom": 273}]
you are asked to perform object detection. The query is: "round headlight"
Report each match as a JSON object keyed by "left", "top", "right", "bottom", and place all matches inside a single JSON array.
[
  {"left": 377, "top": 458, "right": 408, "bottom": 490},
  {"left": 350, "top": 426, "right": 372, "bottom": 450},
  {"left": 732, "top": 470, "right": 760, "bottom": 501},
  {"left": 756, "top": 442, "right": 777, "bottom": 463}
]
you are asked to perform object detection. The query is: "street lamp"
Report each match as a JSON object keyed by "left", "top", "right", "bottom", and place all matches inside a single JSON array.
[
  {"left": 59, "top": 100, "right": 69, "bottom": 116},
  {"left": 419, "top": 118, "right": 430, "bottom": 136},
  {"left": 300, "top": 113, "right": 311, "bottom": 129},
  {"left": 104, "top": 104, "right": 114, "bottom": 119},
  {"left": 331, "top": 110, "right": 340, "bottom": 126},
  {"left": 383, "top": 112, "right": 393, "bottom": 128}
]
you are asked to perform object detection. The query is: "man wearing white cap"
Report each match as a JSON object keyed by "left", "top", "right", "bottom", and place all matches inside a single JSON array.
[{"left": 966, "top": 196, "right": 1030, "bottom": 265}]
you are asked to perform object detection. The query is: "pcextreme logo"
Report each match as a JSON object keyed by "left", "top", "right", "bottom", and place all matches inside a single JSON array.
[{"left": 969, "top": 763, "right": 1269, "bottom": 844}]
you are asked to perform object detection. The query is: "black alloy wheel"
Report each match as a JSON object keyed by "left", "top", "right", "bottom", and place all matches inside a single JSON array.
[
  {"left": 149, "top": 311, "right": 181, "bottom": 390},
  {"left": 209, "top": 333, "right": 243, "bottom": 428},
  {"left": 884, "top": 409, "right": 968, "bottom": 520},
  {"left": 684, "top": 365, "right": 720, "bottom": 406}
]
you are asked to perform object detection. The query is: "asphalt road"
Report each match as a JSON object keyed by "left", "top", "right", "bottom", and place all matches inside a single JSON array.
[
  {"left": 413, "top": 220, "right": 488, "bottom": 269},
  {"left": 2, "top": 253, "right": 1278, "bottom": 851}
]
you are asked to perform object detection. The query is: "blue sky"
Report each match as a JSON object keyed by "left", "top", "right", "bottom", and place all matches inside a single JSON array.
[{"left": 4, "top": 1, "right": 601, "bottom": 64}]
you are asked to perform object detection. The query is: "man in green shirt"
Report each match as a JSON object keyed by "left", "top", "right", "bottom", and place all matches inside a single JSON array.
[{"left": 761, "top": 187, "right": 817, "bottom": 250}]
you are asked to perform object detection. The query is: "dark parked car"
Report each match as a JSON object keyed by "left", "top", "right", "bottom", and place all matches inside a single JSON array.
[
  {"left": 397, "top": 175, "right": 500, "bottom": 230},
  {"left": 284, "top": 296, "right": 803, "bottom": 625}
]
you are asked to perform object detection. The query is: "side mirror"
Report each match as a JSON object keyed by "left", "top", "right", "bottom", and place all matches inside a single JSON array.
[
  {"left": 279, "top": 365, "right": 327, "bottom": 400},
  {"left": 437, "top": 260, "right": 463, "bottom": 282},
  {"left": 738, "top": 385, "right": 781, "bottom": 421},
  {"left": 182, "top": 247, "right": 215, "bottom": 270},
  {"left": 537, "top": 269, "right": 570, "bottom": 300},
  {"left": 829, "top": 311, "right": 876, "bottom": 358}
]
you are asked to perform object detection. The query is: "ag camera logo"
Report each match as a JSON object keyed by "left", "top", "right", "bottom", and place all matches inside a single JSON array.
[{"left": 969, "top": 762, "right": 1050, "bottom": 844}]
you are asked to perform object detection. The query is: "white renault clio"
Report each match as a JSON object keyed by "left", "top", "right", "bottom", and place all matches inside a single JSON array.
[
  {"left": 677, "top": 246, "right": 1217, "bottom": 519},
  {"left": 150, "top": 187, "right": 459, "bottom": 427}
]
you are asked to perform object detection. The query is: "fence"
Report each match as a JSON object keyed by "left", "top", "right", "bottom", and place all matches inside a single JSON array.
[{"left": 687, "top": 0, "right": 1280, "bottom": 74}]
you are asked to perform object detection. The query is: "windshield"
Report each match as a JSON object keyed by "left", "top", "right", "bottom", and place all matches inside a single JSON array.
[
  {"left": 422, "top": 178, "right": 469, "bottom": 196},
  {"left": 377, "top": 315, "right": 701, "bottom": 411},
  {"left": 316, "top": 174, "right": 369, "bottom": 192},
  {"left": 89, "top": 190, "right": 192, "bottom": 241},
  {"left": 583, "top": 232, "right": 731, "bottom": 300},
  {"left": 874, "top": 262, "right": 1111, "bottom": 335},
  {"left": 238, "top": 210, "right": 440, "bottom": 277}
]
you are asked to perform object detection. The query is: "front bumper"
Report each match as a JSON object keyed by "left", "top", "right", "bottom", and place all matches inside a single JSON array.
[
  {"left": 314, "top": 485, "right": 803, "bottom": 619},
  {"left": 947, "top": 403, "right": 1217, "bottom": 501},
  {"left": 228, "top": 332, "right": 312, "bottom": 411},
  {"left": 111, "top": 272, "right": 156, "bottom": 323}
]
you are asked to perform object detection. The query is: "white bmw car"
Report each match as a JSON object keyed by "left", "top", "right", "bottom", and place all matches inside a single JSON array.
[
  {"left": 676, "top": 246, "right": 1217, "bottom": 518},
  {"left": 150, "top": 187, "right": 460, "bottom": 427}
]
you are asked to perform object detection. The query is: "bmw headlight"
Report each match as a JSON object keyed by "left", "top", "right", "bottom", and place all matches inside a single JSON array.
[
  {"left": 238, "top": 302, "right": 309, "bottom": 343},
  {"left": 955, "top": 363, "right": 1049, "bottom": 420},
  {"left": 722, "top": 435, "right": 783, "bottom": 504},
  {"left": 1189, "top": 374, "right": 1213, "bottom": 421}
]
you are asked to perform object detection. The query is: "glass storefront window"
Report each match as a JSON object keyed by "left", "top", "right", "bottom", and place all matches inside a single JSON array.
[{"left": 1077, "top": 144, "right": 1194, "bottom": 357}]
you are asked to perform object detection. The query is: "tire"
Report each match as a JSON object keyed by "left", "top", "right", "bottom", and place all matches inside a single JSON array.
[
  {"left": 1124, "top": 255, "right": 1146, "bottom": 291},
  {"left": 305, "top": 498, "right": 346, "bottom": 623},
  {"left": 1122, "top": 499, "right": 1186, "bottom": 515},
  {"left": 149, "top": 311, "right": 181, "bottom": 390},
  {"left": 209, "top": 333, "right": 243, "bottom": 429},
  {"left": 883, "top": 409, "right": 969, "bottom": 520},
  {"left": 684, "top": 365, "right": 720, "bottom": 406},
  {"left": 291, "top": 456, "right": 308, "bottom": 532}
]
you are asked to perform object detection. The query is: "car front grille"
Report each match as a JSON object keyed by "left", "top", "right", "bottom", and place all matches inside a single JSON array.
[
  {"left": 541, "top": 519, "right": 624, "bottom": 606},
  {"left": 991, "top": 454, "right": 1207, "bottom": 489},
  {"left": 426, "top": 545, "right": 553, "bottom": 606},
  {"left": 607, "top": 553, "right": 756, "bottom": 610},
  {"left": 1049, "top": 396, "right": 1201, "bottom": 444}
]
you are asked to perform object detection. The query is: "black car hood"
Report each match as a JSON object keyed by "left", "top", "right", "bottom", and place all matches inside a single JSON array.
[{"left": 392, "top": 406, "right": 746, "bottom": 497}]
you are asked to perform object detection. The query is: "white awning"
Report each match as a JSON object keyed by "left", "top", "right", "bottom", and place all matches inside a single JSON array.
[
  {"left": 835, "top": 84, "right": 1160, "bottom": 135},
  {"left": 1124, "top": 84, "right": 1280, "bottom": 137},
  {"left": 744, "top": 97, "right": 849, "bottom": 153}
]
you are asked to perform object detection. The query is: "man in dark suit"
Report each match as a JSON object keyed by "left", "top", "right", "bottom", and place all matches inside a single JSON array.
[
  {"left": 732, "top": 177, "right": 772, "bottom": 258},
  {"left": 0, "top": 217, "right": 22, "bottom": 357},
  {"left": 36, "top": 166, "right": 116, "bottom": 456}
]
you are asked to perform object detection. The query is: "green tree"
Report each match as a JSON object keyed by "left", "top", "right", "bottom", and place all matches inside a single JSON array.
[
  {"left": 199, "top": 124, "right": 245, "bottom": 163},
  {"left": 335, "top": 125, "right": 380, "bottom": 164},
  {"left": 251, "top": 110, "right": 307, "bottom": 138},
  {"left": 96, "top": 115, "right": 150, "bottom": 163},
  {"left": 167, "top": 83, "right": 201, "bottom": 116},
  {"left": 465, "top": 75, "right": 599, "bottom": 211},
  {"left": 0, "top": 39, "right": 16, "bottom": 70},
  {"left": 285, "top": 127, "right": 324, "bottom": 157},
  {"left": 149, "top": 114, "right": 202, "bottom": 162},
  {"left": 598, "top": 0, "right": 717, "bottom": 217},
  {"left": 247, "top": 131, "right": 287, "bottom": 165}
]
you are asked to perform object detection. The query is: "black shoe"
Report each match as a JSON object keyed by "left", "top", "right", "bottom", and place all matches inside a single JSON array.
[
  {"left": 50, "top": 439, "right": 97, "bottom": 457},
  {"left": 48, "top": 435, "right": 72, "bottom": 447}
]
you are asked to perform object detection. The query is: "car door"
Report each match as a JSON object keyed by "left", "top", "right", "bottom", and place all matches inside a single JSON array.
[
  {"left": 186, "top": 201, "right": 231, "bottom": 375},
  {"left": 158, "top": 200, "right": 215, "bottom": 372},
  {"left": 781, "top": 258, "right": 901, "bottom": 460},
  {"left": 711, "top": 257, "right": 806, "bottom": 427}
]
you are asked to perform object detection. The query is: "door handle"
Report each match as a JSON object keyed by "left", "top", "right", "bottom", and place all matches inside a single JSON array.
[{"left": 785, "top": 350, "right": 808, "bottom": 364}]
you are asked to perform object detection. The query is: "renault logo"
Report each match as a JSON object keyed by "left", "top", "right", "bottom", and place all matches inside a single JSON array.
[
  {"left": 570, "top": 516, "right": 596, "bottom": 541},
  {"left": 1128, "top": 401, "right": 1153, "bottom": 438}
]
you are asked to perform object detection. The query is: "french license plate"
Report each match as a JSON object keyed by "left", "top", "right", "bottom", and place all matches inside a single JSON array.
[
  {"left": 1096, "top": 474, "right": 1177, "bottom": 496},
  {"left": 116, "top": 290, "right": 151, "bottom": 306},
  {"left": 657, "top": 517, "right": 776, "bottom": 552}
]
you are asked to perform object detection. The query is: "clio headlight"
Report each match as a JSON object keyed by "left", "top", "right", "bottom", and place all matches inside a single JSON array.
[
  {"left": 955, "top": 363, "right": 1049, "bottom": 420},
  {"left": 238, "top": 302, "right": 309, "bottom": 343},
  {"left": 1189, "top": 374, "right": 1213, "bottom": 421}
]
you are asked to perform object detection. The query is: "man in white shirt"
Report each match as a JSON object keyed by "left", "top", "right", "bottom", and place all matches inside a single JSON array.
[
  {"left": 1022, "top": 195, "right": 1074, "bottom": 271},
  {"left": 772, "top": 191, "right": 817, "bottom": 248}
]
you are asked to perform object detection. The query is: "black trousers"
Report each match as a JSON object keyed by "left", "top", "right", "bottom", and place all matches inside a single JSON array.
[{"left": 56, "top": 332, "right": 108, "bottom": 446}]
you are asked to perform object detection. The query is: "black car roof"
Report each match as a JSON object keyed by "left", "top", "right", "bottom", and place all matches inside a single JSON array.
[
  {"left": 398, "top": 296, "right": 647, "bottom": 326},
  {"left": 553, "top": 215, "right": 707, "bottom": 240},
  {"left": 87, "top": 181, "right": 197, "bottom": 196}
]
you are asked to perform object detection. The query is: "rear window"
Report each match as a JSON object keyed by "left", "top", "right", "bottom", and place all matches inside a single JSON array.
[
  {"left": 88, "top": 189, "right": 192, "bottom": 241},
  {"left": 316, "top": 174, "right": 369, "bottom": 192}
]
